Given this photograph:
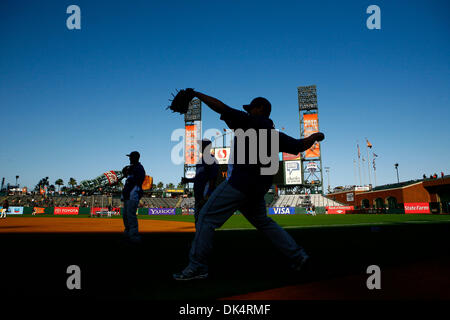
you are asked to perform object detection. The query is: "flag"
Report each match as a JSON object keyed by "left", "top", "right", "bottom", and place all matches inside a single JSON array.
[
  {"left": 366, "top": 138, "right": 373, "bottom": 149},
  {"left": 357, "top": 144, "right": 361, "bottom": 159},
  {"left": 373, "top": 153, "right": 378, "bottom": 158}
]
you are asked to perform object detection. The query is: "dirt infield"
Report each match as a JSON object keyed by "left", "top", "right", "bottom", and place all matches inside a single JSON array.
[{"left": 0, "top": 217, "right": 195, "bottom": 233}]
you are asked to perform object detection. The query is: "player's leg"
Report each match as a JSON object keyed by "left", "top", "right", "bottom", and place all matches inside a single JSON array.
[
  {"left": 240, "top": 198, "right": 309, "bottom": 270},
  {"left": 126, "top": 199, "right": 140, "bottom": 243},
  {"left": 122, "top": 201, "right": 130, "bottom": 238},
  {"left": 193, "top": 198, "right": 206, "bottom": 225},
  {"left": 175, "top": 180, "right": 246, "bottom": 279}
]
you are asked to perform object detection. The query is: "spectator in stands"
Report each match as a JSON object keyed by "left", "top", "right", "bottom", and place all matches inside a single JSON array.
[
  {"left": 180, "top": 139, "right": 219, "bottom": 224},
  {"left": 442, "top": 172, "right": 445, "bottom": 178},
  {"left": 121, "top": 151, "right": 146, "bottom": 244},
  {"left": 433, "top": 173, "right": 438, "bottom": 179},
  {"left": 423, "top": 174, "right": 426, "bottom": 179}
]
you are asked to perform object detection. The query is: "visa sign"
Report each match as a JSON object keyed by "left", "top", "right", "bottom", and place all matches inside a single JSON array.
[{"left": 269, "top": 207, "right": 295, "bottom": 215}]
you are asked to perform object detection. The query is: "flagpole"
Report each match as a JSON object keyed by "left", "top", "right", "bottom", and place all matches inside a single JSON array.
[
  {"left": 367, "top": 146, "right": 372, "bottom": 187},
  {"left": 357, "top": 143, "right": 362, "bottom": 186},
  {"left": 353, "top": 159, "right": 357, "bottom": 186},
  {"left": 373, "top": 154, "right": 378, "bottom": 187},
  {"left": 361, "top": 157, "right": 366, "bottom": 186},
  {"left": 374, "top": 165, "right": 377, "bottom": 187}
]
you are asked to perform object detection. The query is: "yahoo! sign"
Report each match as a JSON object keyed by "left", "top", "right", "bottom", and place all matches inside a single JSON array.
[{"left": 149, "top": 208, "right": 176, "bottom": 215}]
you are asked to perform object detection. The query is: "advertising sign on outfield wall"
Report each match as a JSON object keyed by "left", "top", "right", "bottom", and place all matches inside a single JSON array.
[
  {"left": 149, "top": 208, "right": 176, "bottom": 215},
  {"left": 346, "top": 193, "right": 354, "bottom": 202},
  {"left": 91, "top": 207, "right": 121, "bottom": 214},
  {"left": 214, "top": 148, "right": 231, "bottom": 164},
  {"left": 282, "top": 152, "right": 301, "bottom": 161},
  {"left": 0, "top": 206, "right": 23, "bottom": 215},
  {"left": 54, "top": 207, "right": 79, "bottom": 215},
  {"left": 269, "top": 207, "right": 296, "bottom": 214},
  {"left": 182, "top": 208, "right": 195, "bottom": 215},
  {"left": 33, "top": 207, "right": 45, "bottom": 214},
  {"left": 326, "top": 206, "right": 354, "bottom": 214},
  {"left": 303, "top": 113, "right": 320, "bottom": 158},
  {"left": 185, "top": 122, "right": 202, "bottom": 165},
  {"left": 284, "top": 160, "right": 302, "bottom": 185},
  {"left": 404, "top": 203, "right": 431, "bottom": 214}
]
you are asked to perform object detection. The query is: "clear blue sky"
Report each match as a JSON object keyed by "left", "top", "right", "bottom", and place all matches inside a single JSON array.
[{"left": 1, "top": 0, "right": 449, "bottom": 190}]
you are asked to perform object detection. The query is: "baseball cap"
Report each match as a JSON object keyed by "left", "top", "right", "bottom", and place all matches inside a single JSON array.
[
  {"left": 126, "top": 151, "right": 140, "bottom": 159},
  {"left": 243, "top": 97, "right": 271, "bottom": 116}
]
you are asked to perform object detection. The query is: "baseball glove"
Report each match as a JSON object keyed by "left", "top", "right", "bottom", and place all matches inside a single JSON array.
[{"left": 167, "top": 88, "right": 196, "bottom": 114}]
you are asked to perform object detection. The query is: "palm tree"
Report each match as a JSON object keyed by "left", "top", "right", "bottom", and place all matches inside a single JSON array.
[
  {"left": 157, "top": 182, "right": 164, "bottom": 190},
  {"left": 55, "top": 179, "right": 64, "bottom": 192},
  {"left": 35, "top": 177, "right": 50, "bottom": 192},
  {"left": 48, "top": 185, "right": 55, "bottom": 192},
  {"left": 68, "top": 178, "right": 77, "bottom": 189},
  {"left": 166, "top": 183, "right": 174, "bottom": 189}
]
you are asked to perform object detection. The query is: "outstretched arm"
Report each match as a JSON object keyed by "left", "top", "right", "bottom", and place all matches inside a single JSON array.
[
  {"left": 279, "top": 132, "right": 325, "bottom": 154},
  {"left": 194, "top": 91, "right": 234, "bottom": 115}
]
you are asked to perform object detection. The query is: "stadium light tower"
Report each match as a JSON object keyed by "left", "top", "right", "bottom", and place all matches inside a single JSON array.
[
  {"left": 394, "top": 163, "right": 399, "bottom": 183},
  {"left": 324, "top": 167, "right": 330, "bottom": 193},
  {"left": 298, "top": 85, "right": 323, "bottom": 195}
]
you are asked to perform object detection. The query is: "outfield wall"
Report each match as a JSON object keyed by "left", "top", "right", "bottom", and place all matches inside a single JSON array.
[{"left": 1, "top": 205, "right": 446, "bottom": 216}]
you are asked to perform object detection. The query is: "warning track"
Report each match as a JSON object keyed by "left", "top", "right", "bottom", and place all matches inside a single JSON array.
[{"left": 0, "top": 217, "right": 195, "bottom": 233}]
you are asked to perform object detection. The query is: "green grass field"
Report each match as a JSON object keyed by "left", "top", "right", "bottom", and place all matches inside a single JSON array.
[
  {"left": 141, "top": 213, "right": 450, "bottom": 229},
  {"left": 15, "top": 214, "right": 450, "bottom": 230},
  {"left": 19, "top": 213, "right": 450, "bottom": 229}
]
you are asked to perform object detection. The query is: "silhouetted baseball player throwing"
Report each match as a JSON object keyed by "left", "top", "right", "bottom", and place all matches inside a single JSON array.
[{"left": 173, "top": 91, "right": 324, "bottom": 280}]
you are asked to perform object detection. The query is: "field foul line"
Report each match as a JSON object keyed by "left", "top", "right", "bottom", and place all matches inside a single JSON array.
[{"left": 218, "top": 220, "right": 450, "bottom": 231}]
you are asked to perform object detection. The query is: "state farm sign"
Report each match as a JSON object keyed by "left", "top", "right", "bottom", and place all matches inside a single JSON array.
[
  {"left": 404, "top": 203, "right": 430, "bottom": 214},
  {"left": 54, "top": 207, "right": 79, "bottom": 215}
]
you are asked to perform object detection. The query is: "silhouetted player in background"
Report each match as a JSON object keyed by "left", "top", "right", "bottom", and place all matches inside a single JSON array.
[
  {"left": 121, "top": 151, "right": 146, "bottom": 243},
  {"left": 181, "top": 139, "right": 219, "bottom": 224},
  {"left": 173, "top": 91, "right": 325, "bottom": 280}
]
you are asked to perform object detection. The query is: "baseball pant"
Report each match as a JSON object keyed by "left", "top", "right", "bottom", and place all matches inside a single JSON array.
[
  {"left": 194, "top": 198, "right": 207, "bottom": 224},
  {"left": 122, "top": 200, "right": 141, "bottom": 242},
  {"left": 0, "top": 209, "right": 6, "bottom": 218},
  {"left": 185, "top": 180, "right": 305, "bottom": 273}
]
